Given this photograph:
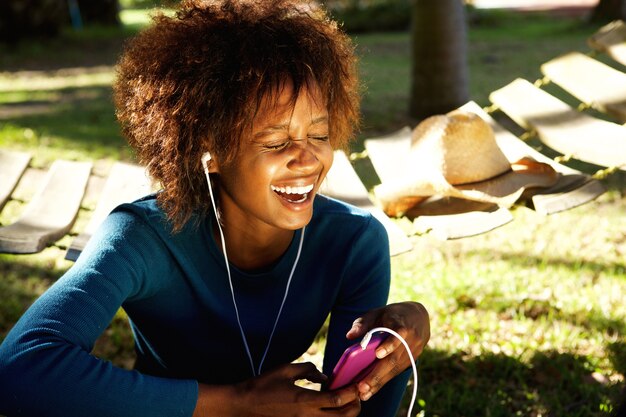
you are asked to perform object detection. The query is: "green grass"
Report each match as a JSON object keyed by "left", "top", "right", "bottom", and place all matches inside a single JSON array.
[
  {"left": 387, "top": 190, "right": 626, "bottom": 415},
  {"left": 0, "top": 6, "right": 625, "bottom": 417}
]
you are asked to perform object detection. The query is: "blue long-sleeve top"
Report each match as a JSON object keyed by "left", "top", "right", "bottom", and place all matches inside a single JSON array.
[{"left": 0, "top": 194, "right": 409, "bottom": 416}]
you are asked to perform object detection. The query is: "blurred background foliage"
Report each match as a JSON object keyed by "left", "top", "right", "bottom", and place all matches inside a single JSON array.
[{"left": 2, "top": 0, "right": 625, "bottom": 44}]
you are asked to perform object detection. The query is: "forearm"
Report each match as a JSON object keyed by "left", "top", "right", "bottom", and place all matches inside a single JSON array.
[{"left": 0, "top": 336, "right": 198, "bottom": 417}]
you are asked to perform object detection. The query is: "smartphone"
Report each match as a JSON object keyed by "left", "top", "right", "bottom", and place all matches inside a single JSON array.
[{"left": 327, "top": 333, "right": 387, "bottom": 390}]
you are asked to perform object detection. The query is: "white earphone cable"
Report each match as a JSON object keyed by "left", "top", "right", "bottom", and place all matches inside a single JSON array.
[
  {"left": 203, "top": 157, "right": 304, "bottom": 376},
  {"left": 204, "top": 163, "right": 256, "bottom": 375},
  {"left": 361, "top": 327, "right": 419, "bottom": 417},
  {"left": 257, "top": 226, "right": 305, "bottom": 374}
]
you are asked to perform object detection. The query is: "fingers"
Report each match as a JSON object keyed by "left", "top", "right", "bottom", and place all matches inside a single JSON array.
[
  {"left": 345, "top": 317, "right": 366, "bottom": 340},
  {"left": 288, "top": 362, "right": 327, "bottom": 383},
  {"left": 353, "top": 302, "right": 431, "bottom": 402},
  {"left": 374, "top": 302, "right": 430, "bottom": 359},
  {"left": 292, "top": 382, "right": 360, "bottom": 416},
  {"left": 375, "top": 327, "right": 409, "bottom": 359},
  {"left": 356, "top": 350, "right": 405, "bottom": 401},
  {"left": 319, "top": 384, "right": 361, "bottom": 414},
  {"left": 345, "top": 307, "right": 382, "bottom": 340},
  {"left": 320, "top": 396, "right": 361, "bottom": 416}
]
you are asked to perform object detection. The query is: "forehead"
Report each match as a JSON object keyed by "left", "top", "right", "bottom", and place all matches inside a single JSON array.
[{"left": 252, "top": 80, "right": 327, "bottom": 128}]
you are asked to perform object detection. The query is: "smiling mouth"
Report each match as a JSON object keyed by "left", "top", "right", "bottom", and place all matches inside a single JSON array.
[{"left": 271, "top": 184, "right": 315, "bottom": 204}]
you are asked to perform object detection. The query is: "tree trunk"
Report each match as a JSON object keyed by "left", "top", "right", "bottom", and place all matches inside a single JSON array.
[
  {"left": 76, "top": 0, "right": 121, "bottom": 26},
  {"left": 590, "top": 0, "right": 626, "bottom": 22},
  {"left": 409, "top": 0, "right": 470, "bottom": 120},
  {"left": 0, "top": 0, "right": 67, "bottom": 44}
]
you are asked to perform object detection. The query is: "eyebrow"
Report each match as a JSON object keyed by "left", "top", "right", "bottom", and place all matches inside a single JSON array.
[{"left": 253, "top": 116, "right": 329, "bottom": 139}]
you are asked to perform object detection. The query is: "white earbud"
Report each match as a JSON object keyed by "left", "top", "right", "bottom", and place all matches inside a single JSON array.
[{"left": 201, "top": 151, "right": 212, "bottom": 176}]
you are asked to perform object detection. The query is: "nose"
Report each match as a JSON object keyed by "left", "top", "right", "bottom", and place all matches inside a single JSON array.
[{"left": 287, "top": 139, "right": 319, "bottom": 173}]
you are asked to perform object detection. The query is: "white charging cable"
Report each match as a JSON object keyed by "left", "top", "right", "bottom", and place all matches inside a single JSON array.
[{"left": 360, "top": 327, "right": 419, "bottom": 417}]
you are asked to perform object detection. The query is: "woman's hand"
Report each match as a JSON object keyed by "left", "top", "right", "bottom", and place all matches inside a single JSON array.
[
  {"left": 346, "top": 301, "right": 430, "bottom": 401},
  {"left": 220, "top": 362, "right": 361, "bottom": 417}
]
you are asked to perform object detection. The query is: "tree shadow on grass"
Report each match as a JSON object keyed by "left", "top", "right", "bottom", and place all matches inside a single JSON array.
[
  {"left": 607, "top": 342, "right": 626, "bottom": 417},
  {"left": 1, "top": 85, "right": 135, "bottom": 162},
  {"left": 484, "top": 251, "right": 626, "bottom": 283},
  {"left": 0, "top": 253, "right": 68, "bottom": 338},
  {"left": 0, "top": 253, "right": 136, "bottom": 368},
  {"left": 0, "top": 28, "right": 129, "bottom": 72},
  {"left": 401, "top": 348, "right": 623, "bottom": 417}
]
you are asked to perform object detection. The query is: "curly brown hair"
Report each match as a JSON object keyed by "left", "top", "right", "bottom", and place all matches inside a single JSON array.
[{"left": 113, "top": 0, "right": 360, "bottom": 231}]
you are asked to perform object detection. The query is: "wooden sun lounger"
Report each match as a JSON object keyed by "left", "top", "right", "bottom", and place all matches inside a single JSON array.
[
  {"left": 2, "top": 21, "right": 623, "bottom": 253},
  {"left": 0, "top": 160, "right": 92, "bottom": 254},
  {"left": 459, "top": 102, "right": 606, "bottom": 216},
  {"left": 321, "top": 150, "right": 413, "bottom": 256},
  {"left": 489, "top": 78, "right": 626, "bottom": 171},
  {"left": 541, "top": 51, "right": 626, "bottom": 122},
  {"left": 588, "top": 20, "right": 626, "bottom": 67},
  {"left": 0, "top": 149, "right": 31, "bottom": 212},
  {"left": 0, "top": 154, "right": 154, "bottom": 258},
  {"left": 363, "top": 101, "right": 605, "bottom": 239},
  {"left": 65, "top": 162, "right": 154, "bottom": 261}
]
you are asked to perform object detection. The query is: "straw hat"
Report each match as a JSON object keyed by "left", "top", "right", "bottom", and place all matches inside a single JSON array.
[{"left": 374, "top": 111, "right": 559, "bottom": 217}]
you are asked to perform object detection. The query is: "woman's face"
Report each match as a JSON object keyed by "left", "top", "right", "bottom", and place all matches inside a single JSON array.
[{"left": 216, "top": 81, "right": 334, "bottom": 235}]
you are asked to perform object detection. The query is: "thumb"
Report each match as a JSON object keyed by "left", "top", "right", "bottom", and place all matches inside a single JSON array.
[{"left": 346, "top": 310, "right": 379, "bottom": 340}]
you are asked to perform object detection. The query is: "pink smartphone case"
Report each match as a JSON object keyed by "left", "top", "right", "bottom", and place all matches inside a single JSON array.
[{"left": 327, "top": 334, "right": 386, "bottom": 390}]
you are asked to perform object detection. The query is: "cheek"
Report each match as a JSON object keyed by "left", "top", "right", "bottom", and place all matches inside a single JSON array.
[
  {"left": 319, "top": 144, "right": 334, "bottom": 176},
  {"left": 242, "top": 155, "right": 284, "bottom": 189}
]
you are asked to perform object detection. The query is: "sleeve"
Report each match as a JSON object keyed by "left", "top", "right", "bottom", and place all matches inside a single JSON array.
[
  {"left": 322, "top": 215, "right": 411, "bottom": 417},
  {"left": 0, "top": 209, "right": 198, "bottom": 417}
]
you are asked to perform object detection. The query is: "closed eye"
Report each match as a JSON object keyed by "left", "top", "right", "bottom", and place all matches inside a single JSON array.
[
  {"left": 309, "top": 135, "right": 329, "bottom": 142},
  {"left": 263, "top": 141, "right": 290, "bottom": 151}
]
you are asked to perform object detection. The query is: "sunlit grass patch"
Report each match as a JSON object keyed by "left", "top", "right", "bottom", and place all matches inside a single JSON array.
[
  {"left": 119, "top": 7, "right": 176, "bottom": 30},
  {"left": 0, "top": 67, "right": 114, "bottom": 93},
  {"left": 388, "top": 191, "right": 625, "bottom": 414}
]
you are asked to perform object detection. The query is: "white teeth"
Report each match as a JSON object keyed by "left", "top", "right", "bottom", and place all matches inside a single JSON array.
[{"left": 271, "top": 184, "right": 314, "bottom": 194}]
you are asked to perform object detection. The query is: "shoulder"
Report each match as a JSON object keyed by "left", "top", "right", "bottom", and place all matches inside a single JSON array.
[
  {"left": 102, "top": 192, "right": 192, "bottom": 239},
  {"left": 77, "top": 194, "right": 187, "bottom": 298},
  {"left": 81, "top": 193, "right": 178, "bottom": 263},
  {"left": 111, "top": 193, "right": 167, "bottom": 225}
]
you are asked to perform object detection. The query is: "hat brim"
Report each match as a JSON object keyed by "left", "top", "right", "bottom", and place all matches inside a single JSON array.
[{"left": 374, "top": 157, "right": 559, "bottom": 217}]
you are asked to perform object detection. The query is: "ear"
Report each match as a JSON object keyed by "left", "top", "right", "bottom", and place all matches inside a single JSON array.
[{"left": 201, "top": 151, "right": 220, "bottom": 174}]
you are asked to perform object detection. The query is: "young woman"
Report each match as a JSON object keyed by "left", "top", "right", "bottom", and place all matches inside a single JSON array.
[{"left": 0, "top": 1, "right": 430, "bottom": 416}]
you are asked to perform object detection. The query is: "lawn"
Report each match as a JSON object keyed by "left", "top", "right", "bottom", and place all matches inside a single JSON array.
[{"left": 0, "top": 5, "right": 625, "bottom": 417}]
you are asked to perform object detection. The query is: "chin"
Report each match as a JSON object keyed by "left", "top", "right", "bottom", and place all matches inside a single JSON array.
[{"left": 277, "top": 211, "right": 313, "bottom": 231}]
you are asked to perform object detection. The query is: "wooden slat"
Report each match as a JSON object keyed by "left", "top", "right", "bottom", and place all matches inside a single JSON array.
[
  {"left": 459, "top": 101, "right": 606, "bottom": 214},
  {"left": 489, "top": 78, "right": 626, "bottom": 170},
  {"left": 0, "top": 160, "right": 92, "bottom": 254},
  {"left": 588, "top": 20, "right": 626, "bottom": 67},
  {"left": 65, "top": 162, "right": 153, "bottom": 261},
  {"left": 320, "top": 151, "right": 412, "bottom": 256},
  {"left": 531, "top": 178, "right": 606, "bottom": 216},
  {"left": 0, "top": 150, "right": 31, "bottom": 211},
  {"left": 413, "top": 207, "right": 513, "bottom": 240},
  {"left": 541, "top": 52, "right": 626, "bottom": 122},
  {"left": 359, "top": 127, "right": 412, "bottom": 185}
]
